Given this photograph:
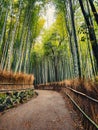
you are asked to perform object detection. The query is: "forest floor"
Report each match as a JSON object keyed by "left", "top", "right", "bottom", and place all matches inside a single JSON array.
[{"left": 0, "top": 90, "right": 83, "bottom": 130}]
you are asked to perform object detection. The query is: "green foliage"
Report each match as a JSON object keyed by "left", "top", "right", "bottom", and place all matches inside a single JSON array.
[
  {"left": 0, "top": 89, "right": 35, "bottom": 112},
  {"left": 0, "top": 0, "right": 98, "bottom": 83}
]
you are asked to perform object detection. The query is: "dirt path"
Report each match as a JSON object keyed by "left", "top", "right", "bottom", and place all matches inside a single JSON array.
[{"left": 0, "top": 90, "right": 76, "bottom": 130}]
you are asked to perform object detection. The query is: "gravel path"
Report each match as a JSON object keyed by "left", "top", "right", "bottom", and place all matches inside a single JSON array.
[{"left": 0, "top": 90, "right": 76, "bottom": 130}]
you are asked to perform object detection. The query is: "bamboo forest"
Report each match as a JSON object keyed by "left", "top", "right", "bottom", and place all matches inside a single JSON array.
[{"left": 0, "top": 0, "right": 98, "bottom": 130}]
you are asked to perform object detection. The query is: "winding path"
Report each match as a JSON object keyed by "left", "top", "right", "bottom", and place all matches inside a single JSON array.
[{"left": 0, "top": 90, "right": 76, "bottom": 130}]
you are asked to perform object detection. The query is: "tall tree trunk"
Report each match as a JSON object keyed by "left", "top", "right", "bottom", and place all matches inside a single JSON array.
[
  {"left": 78, "top": 0, "right": 98, "bottom": 69},
  {"left": 69, "top": 0, "right": 82, "bottom": 78},
  {"left": 7, "top": 0, "right": 22, "bottom": 71},
  {"left": 0, "top": 8, "right": 9, "bottom": 47},
  {"left": 88, "top": 0, "right": 98, "bottom": 24}
]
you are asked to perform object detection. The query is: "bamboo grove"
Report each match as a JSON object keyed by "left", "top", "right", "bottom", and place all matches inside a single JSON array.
[{"left": 0, "top": 0, "right": 98, "bottom": 84}]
